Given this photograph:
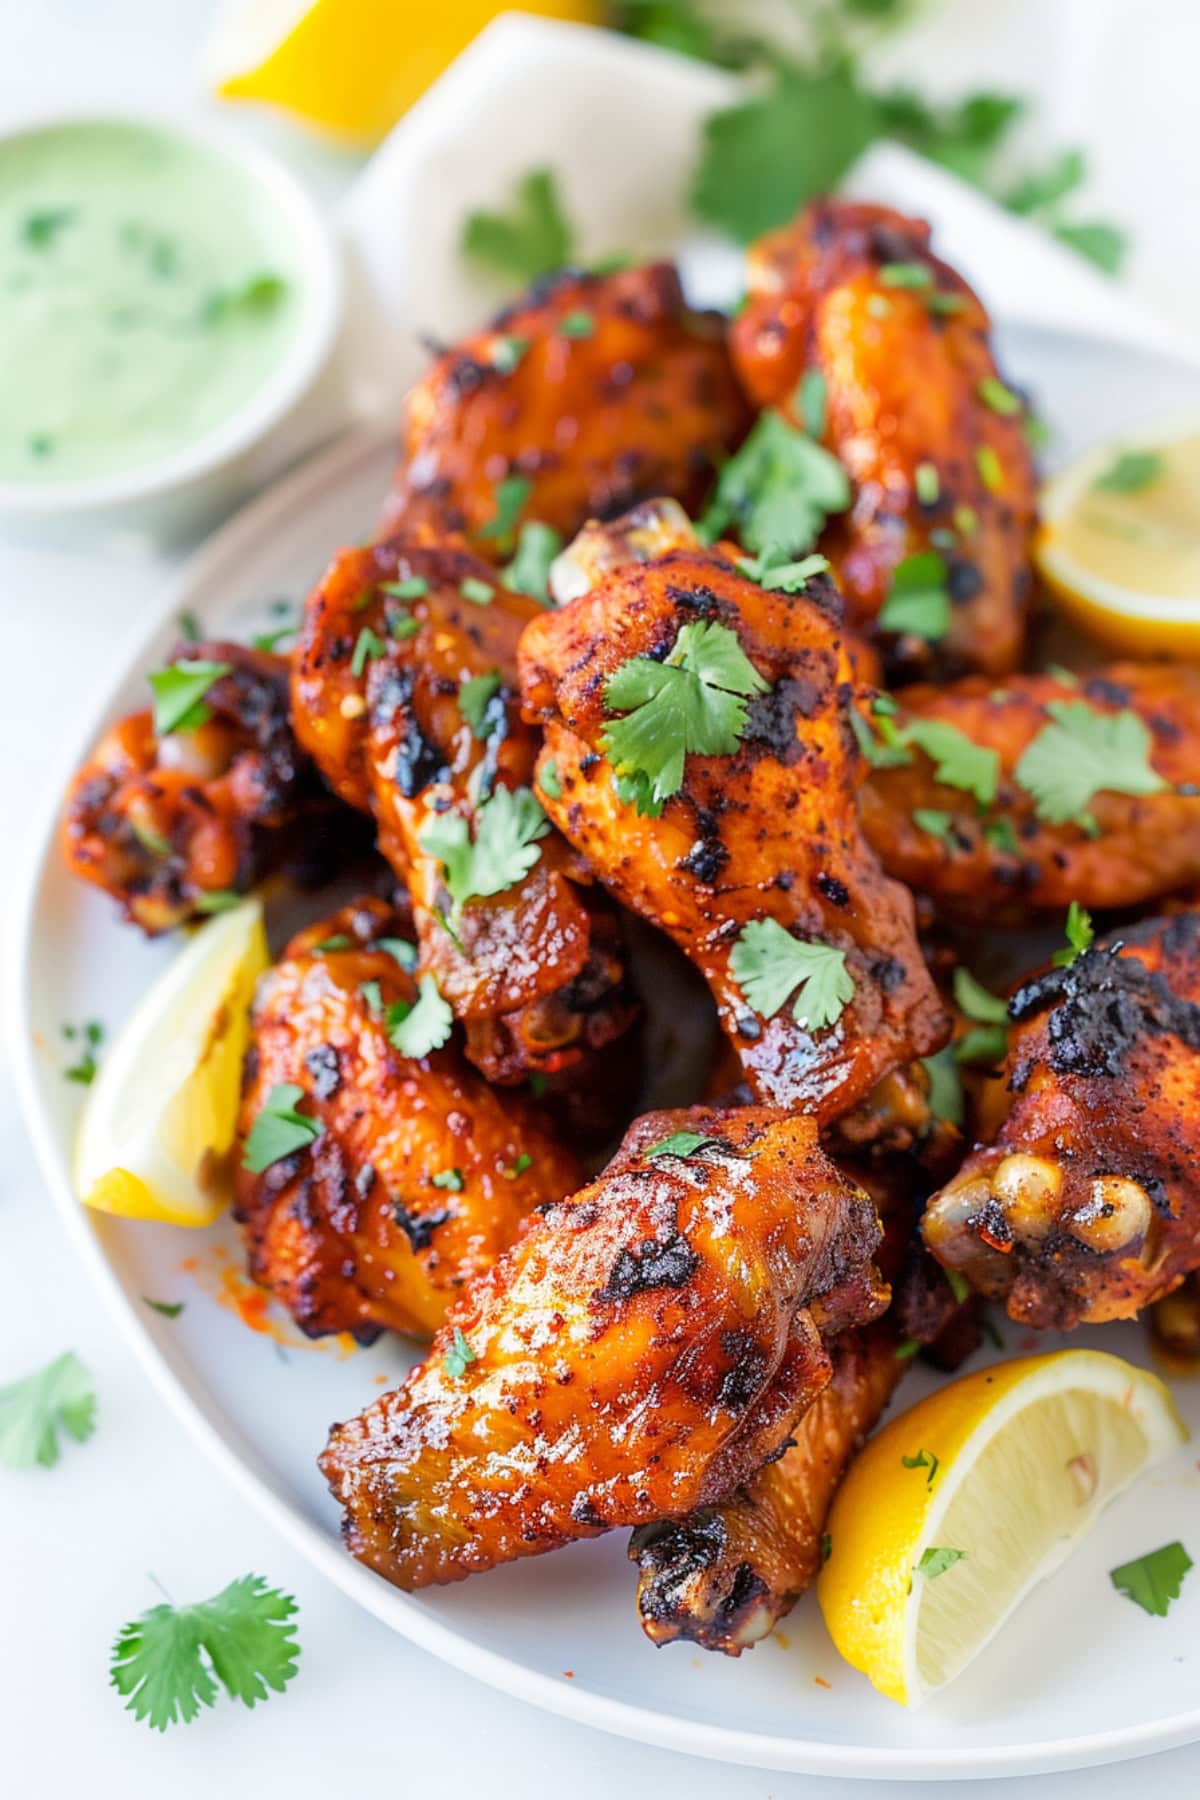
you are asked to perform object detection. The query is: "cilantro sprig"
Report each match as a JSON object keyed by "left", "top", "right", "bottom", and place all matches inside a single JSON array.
[
  {"left": 242, "top": 1084, "right": 324, "bottom": 1174},
  {"left": 877, "top": 551, "right": 951, "bottom": 642},
  {"left": 504, "top": 520, "right": 563, "bottom": 603},
  {"left": 698, "top": 411, "right": 850, "bottom": 556},
  {"left": 1093, "top": 449, "right": 1163, "bottom": 495},
  {"left": 110, "top": 1574, "right": 300, "bottom": 1730},
  {"left": 952, "top": 966, "right": 1009, "bottom": 1066},
  {"left": 645, "top": 1131, "right": 721, "bottom": 1160},
  {"left": 1053, "top": 901, "right": 1095, "bottom": 967},
  {"left": 386, "top": 975, "right": 454, "bottom": 1059},
  {"left": 148, "top": 659, "right": 232, "bottom": 736},
  {"left": 461, "top": 167, "right": 574, "bottom": 283},
  {"left": 730, "top": 918, "right": 854, "bottom": 1034},
  {"left": 421, "top": 786, "right": 550, "bottom": 913},
  {"left": 0, "top": 1350, "right": 95, "bottom": 1469},
  {"left": 1014, "top": 701, "right": 1166, "bottom": 831}
]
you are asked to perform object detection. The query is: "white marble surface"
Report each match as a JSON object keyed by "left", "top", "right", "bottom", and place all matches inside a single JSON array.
[{"left": 3, "top": 5, "right": 1199, "bottom": 1795}]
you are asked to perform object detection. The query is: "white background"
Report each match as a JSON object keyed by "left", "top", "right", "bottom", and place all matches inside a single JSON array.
[{"left": 2, "top": 3, "right": 1199, "bottom": 1796}]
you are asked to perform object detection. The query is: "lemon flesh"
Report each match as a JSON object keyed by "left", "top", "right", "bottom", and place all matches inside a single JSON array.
[
  {"left": 818, "top": 1350, "right": 1186, "bottom": 1707},
  {"left": 1037, "top": 427, "right": 1200, "bottom": 653},
  {"left": 207, "top": 0, "right": 602, "bottom": 143},
  {"left": 73, "top": 899, "right": 269, "bottom": 1227}
]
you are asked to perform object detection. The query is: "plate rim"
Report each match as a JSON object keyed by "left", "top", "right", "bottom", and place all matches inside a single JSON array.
[{"left": 11, "top": 380, "right": 1200, "bottom": 1782}]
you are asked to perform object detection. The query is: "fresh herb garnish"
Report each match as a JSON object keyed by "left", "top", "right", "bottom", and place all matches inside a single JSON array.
[
  {"left": 443, "top": 1327, "right": 477, "bottom": 1379},
  {"left": 431, "top": 1168, "right": 464, "bottom": 1192},
  {"left": 978, "top": 376, "right": 1021, "bottom": 416},
  {"left": 975, "top": 444, "right": 1004, "bottom": 493},
  {"left": 143, "top": 1298, "right": 184, "bottom": 1319},
  {"left": 901, "top": 1448, "right": 940, "bottom": 1486},
  {"left": 559, "top": 309, "right": 595, "bottom": 339},
  {"left": 1014, "top": 701, "right": 1165, "bottom": 830},
  {"left": 915, "top": 461, "right": 939, "bottom": 506},
  {"left": 1093, "top": 449, "right": 1164, "bottom": 494},
  {"left": 946, "top": 1268, "right": 971, "bottom": 1305},
  {"left": 491, "top": 333, "right": 529, "bottom": 373},
  {"left": 1053, "top": 901, "right": 1095, "bottom": 967},
  {"left": 461, "top": 167, "right": 574, "bottom": 282},
  {"left": 479, "top": 475, "right": 531, "bottom": 548},
  {"left": 894, "top": 1337, "right": 922, "bottom": 1363},
  {"left": 905, "top": 719, "right": 1000, "bottom": 807},
  {"left": 148, "top": 659, "right": 232, "bottom": 736},
  {"left": 458, "top": 671, "right": 503, "bottom": 739},
  {"left": 460, "top": 577, "right": 494, "bottom": 607},
  {"left": 922, "top": 1047, "right": 964, "bottom": 1128},
  {"left": 312, "top": 934, "right": 353, "bottom": 954},
  {"left": 241, "top": 1084, "right": 323, "bottom": 1174},
  {"left": 381, "top": 576, "right": 430, "bottom": 600},
  {"left": 918, "top": 1546, "right": 966, "bottom": 1579},
  {"left": 730, "top": 918, "right": 854, "bottom": 1033},
  {"left": 601, "top": 618, "right": 767, "bottom": 811},
  {"left": 505, "top": 1153, "right": 534, "bottom": 1180},
  {"left": 913, "top": 808, "right": 955, "bottom": 845},
  {"left": 359, "top": 979, "right": 383, "bottom": 1018},
  {"left": 201, "top": 272, "right": 288, "bottom": 327},
  {"left": 698, "top": 411, "right": 850, "bottom": 556},
  {"left": 0, "top": 1351, "right": 95, "bottom": 1468},
  {"left": 178, "top": 610, "right": 201, "bottom": 642},
  {"left": 193, "top": 889, "right": 243, "bottom": 914},
  {"left": 377, "top": 936, "right": 418, "bottom": 970},
  {"left": 878, "top": 551, "right": 950, "bottom": 641},
  {"left": 737, "top": 547, "right": 830, "bottom": 591},
  {"left": 953, "top": 966, "right": 1009, "bottom": 1065},
  {"left": 110, "top": 1574, "right": 299, "bottom": 1730},
  {"left": 1109, "top": 1542, "right": 1193, "bottom": 1617},
  {"left": 797, "top": 369, "right": 827, "bottom": 437},
  {"left": 386, "top": 974, "right": 454, "bottom": 1059},
  {"left": 644, "top": 1131, "right": 720, "bottom": 1160},
  {"left": 880, "top": 260, "right": 933, "bottom": 290},
  {"left": 983, "top": 816, "right": 1019, "bottom": 854},
  {"left": 421, "top": 787, "right": 550, "bottom": 913},
  {"left": 63, "top": 1018, "right": 104, "bottom": 1085},
  {"left": 539, "top": 758, "right": 562, "bottom": 801},
  {"left": 21, "top": 208, "right": 74, "bottom": 249},
  {"left": 504, "top": 520, "right": 563, "bottom": 603}
]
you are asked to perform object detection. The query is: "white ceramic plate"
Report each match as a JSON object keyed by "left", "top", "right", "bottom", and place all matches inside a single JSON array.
[{"left": 11, "top": 326, "right": 1200, "bottom": 1782}]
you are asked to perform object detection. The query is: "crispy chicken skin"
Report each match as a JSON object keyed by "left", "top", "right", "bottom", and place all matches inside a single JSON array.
[
  {"left": 861, "top": 664, "right": 1200, "bottom": 919},
  {"left": 730, "top": 200, "right": 1035, "bottom": 678},
  {"left": 292, "top": 537, "right": 636, "bottom": 1083},
  {"left": 519, "top": 541, "right": 948, "bottom": 1122},
  {"left": 381, "top": 263, "right": 749, "bottom": 550},
  {"left": 234, "top": 899, "right": 580, "bottom": 1342},
  {"left": 923, "top": 912, "right": 1200, "bottom": 1329},
  {"left": 319, "top": 1106, "right": 887, "bottom": 1589},
  {"left": 63, "top": 641, "right": 347, "bottom": 933}
]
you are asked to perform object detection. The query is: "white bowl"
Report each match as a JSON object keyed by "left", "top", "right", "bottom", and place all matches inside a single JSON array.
[{"left": 0, "top": 110, "right": 343, "bottom": 547}]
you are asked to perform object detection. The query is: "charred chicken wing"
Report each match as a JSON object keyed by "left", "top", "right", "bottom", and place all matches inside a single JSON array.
[
  {"left": 730, "top": 199, "right": 1035, "bottom": 678},
  {"left": 234, "top": 899, "right": 580, "bottom": 1342},
  {"left": 519, "top": 532, "right": 947, "bottom": 1122},
  {"left": 923, "top": 912, "right": 1200, "bottom": 1328},
  {"left": 381, "top": 263, "right": 750, "bottom": 550},
  {"left": 320, "top": 1106, "right": 886, "bottom": 1589},
  {"left": 292, "top": 537, "right": 636, "bottom": 1083}
]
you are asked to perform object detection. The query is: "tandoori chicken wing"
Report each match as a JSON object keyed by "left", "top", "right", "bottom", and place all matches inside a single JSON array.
[
  {"left": 320, "top": 1106, "right": 886, "bottom": 1589},
  {"left": 292, "top": 537, "right": 637, "bottom": 1083},
  {"left": 923, "top": 912, "right": 1200, "bottom": 1329},
  {"left": 234, "top": 899, "right": 580, "bottom": 1342},
  {"left": 519, "top": 530, "right": 948, "bottom": 1122},
  {"left": 860, "top": 663, "right": 1200, "bottom": 920},
  {"left": 381, "top": 262, "right": 750, "bottom": 553},
  {"left": 730, "top": 199, "right": 1035, "bottom": 679}
]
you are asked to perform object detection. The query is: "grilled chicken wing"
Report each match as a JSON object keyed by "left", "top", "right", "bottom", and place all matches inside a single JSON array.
[
  {"left": 861, "top": 664, "right": 1200, "bottom": 920},
  {"left": 320, "top": 1106, "right": 887, "bottom": 1589},
  {"left": 923, "top": 912, "right": 1200, "bottom": 1328},
  {"left": 381, "top": 263, "right": 750, "bottom": 551},
  {"left": 63, "top": 641, "right": 351, "bottom": 933},
  {"left": 234, "top": 899, "right": 580, "bottom": 1341},
  {"left": 519, "top": 532, "right": 947, "bottom": 1122},
  {"left": 292, "top": 537, "right": 636, "bottom": 1083},
  {"left": 730, "top": 199, "right": 1035, "bottom": 678}
]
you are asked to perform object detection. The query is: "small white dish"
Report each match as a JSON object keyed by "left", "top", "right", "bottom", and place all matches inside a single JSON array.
[{"left": 0, "top": 110, "right": 343, "bottom": 547}]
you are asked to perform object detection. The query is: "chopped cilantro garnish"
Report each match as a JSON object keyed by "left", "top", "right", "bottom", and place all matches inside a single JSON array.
[
  {"left": 381, "top": 576, "right": 429, "bottom": 600},
  {"left": 918, "top": 1547, "right": 966, "bottom": 1580},
  {"left": 110, "top": 1573, "right": 299, "bottom": 1730},
  {"left": 1053, "top": 900, "right": 1095, "bottom": 967},
  {"left": 922, "top": 1047, "right": 964, "bottom": 1128},
  {"left": 601, "top": 619, "right": 767, "bottom": 811},
  {"left": 504, "top": 520, "right": 563, "bottom": 603},
  {"left": 377, "top": 936, "right": 418, "bottom": 970},
  {"left": 178, "top": 610, "right": 201, "bottom": 642},
  {"left": 1014, "top": 701, "right": 1165, "bottom": 830},
  {"left": 0, "top": 1350, "right": 94, "bottom": 1468},
  {"left": 386, "top": 974, "right": 453, "bottom": 1059},
  {"left": 241, "top": 1084, "right": 323, "bottom": 1173},
  {"left": 915, "top": 461, "right": 940, "bottom": 506},
  {"left": 927, "top": 291, "right": 966, "bottom": 317},
  {"left": 699, "top": 411, "right": 850, "bottom": 556},
  {"left": 894, "top": 1337, "right": 922, "bottom": 1363},
  {"left": 312, "top": 934, "right": 353, "bottom": 954},
  {"left": 975, "top": 444, "right": 1004, "bottom": 493},
  {"left": 877, "top": 551, "right": 950, "bottom": 641},
  {"left": 913, "top": 807, "right": 955, "bottom": 845},
  {"left": 797, "top": 368, "right": 827, "bottom": 437},
  {"left": 193, "top": 889, "right": 242, "bottom": 914},
  {"left": 730, "top": 918, "right": 854, "bottom": 1033},
  {"left": 850, "top": 707, "right": 913, "bottom": 771},
  {"left": 1093, "top": 449, "right": 1164, "bottom": 494},
  {"left": 645, "top": 1131, "right": 720, "bottom": 1160},
  {"left": 421, "top": 787, "right": 550, "bottom": 913},
  {"left": 905, "top": 718, "right": 1000, "bottom": 807},
  {"left": 505, "top": 1153, "right": 534, "bottom": 1180},
  {"left": 350, "top": 626, "right": 385, "bottom": 678},
  {"left": 359, "top": 979, "right": 383, "bottom": 1018},
  {"left": 983, "top": 815, "right": 1019, "bottom": 855},
  {"left": 148, "top": 659, "right": 232, "bottom": 736},
  {"left": 953, "top": 966, "right": 1008, "bottom": 1026},
  {"left": 443, "top": 1326, "right": 478, "bottom": 1379},
  {"left": 954, "top": 503, "right": 979, "bottom": 536},
  {"left": 880, "top": 260, "right": 933, "bottom": 290},
  {"left": 479, "top": 475, "right": 531, "bottom": 548},
  {"left": 559, "top": 309, "right": 595, "bottom": 339},
  {"left": 945, "top": 1268, "right": 971, "bottom": 1305},
  {"left": 458, "top": 671, "right": 503, "bottom": 739},
  {"left": 63, "top": 1019, "right": 104, "bottom": 1086},
  {"left": 539, "top": 759, "right": 562, "bottom": 801},
  {"left": 143, "top": 1298, "right": 184, "bottom": 1319},
  {"left": 955, "top": 1023, "right": 1009, "bottom": 1066},
  {"left": 1109, "top": 1542, "right": 1193, "bottom": 1617},
  {"left": 977, "top": 375, "right": 1021, "bottom": 416},
  {"left": 461, "top": 168, "right": 574, "bottom": 282},
  {"left": 901, "top": 1447, "right": 940, "bottom": 1486},
  {"left": 491, "top": 333, "right": 529, "bottom": 374},
  {"left": 737, "top": 547, "right": 830, "bottom": 591},
  {"left": 460, "top": 578, "right": 494, "bottom": 606},
  {"left": 431, "top": 1167, "right": 464, "bottom": 1192}
]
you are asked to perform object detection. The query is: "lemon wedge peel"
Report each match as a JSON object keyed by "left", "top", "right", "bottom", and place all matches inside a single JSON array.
[
  {"left": 817, "top": 1349, "right": 1187, "bottom": 1708},
  {"left": 73, "top": 898, "right": 268, "bottom": 1227}
]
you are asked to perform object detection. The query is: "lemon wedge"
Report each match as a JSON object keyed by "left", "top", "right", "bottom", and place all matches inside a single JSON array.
[
  {"left": 1036, "top": 426, "right": 1200, "bottom": 653},
  {"left": 73, "top": 899, "right": 269, "bottom": 1227},
  {"left": 817, "top": 1349, "right": 1186, "bottom": 1708},
  {"left": 206, "top": 0, "right": 601, "bottom": 143}
]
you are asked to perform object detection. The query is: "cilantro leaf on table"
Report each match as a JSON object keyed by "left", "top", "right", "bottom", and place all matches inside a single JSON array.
[
  {"left": 877, "top": 551, "right": 951, "bottom": 641},
  {"left": 904, "top": 718, "right": 1000, "bottom": 808},
  {"left": 110, "top": 1574, "right": 299, "bottom": 1730},
  {"left": 1014, "top": 701, "right": 1166, "bottom": 829},
  {"left": 1110, "top": 1541, "right": 1193, "bottom": 1617},
  {"left": 148, "top": 659, "right": 232, "bottom": 736},
  {"left": 730, "top": 919, "right": 854, "bottom": 1033},
  {"left": 601, "top": 619, "right": 767, "bottom": 811},
  {"left": 698, "top": 411, "right": 850, "bottom": 556},
  {"left": 241, "top": 1084, "right": 323, "bottom": 1174},
  {"left": 0, "top": 1350, "right": 95, "bottom": 1469},
  {"left": 504, "top": 520, "right": 563, "bottom": 603},
  {"left": 420, "top": 786, "right": 550, "bottom": 913},
  {"left": 461, "top": 167, "right": 574, "bottom": 282},
  {"left": 386, "top": 975, "right": 454, "bottom": 1059},
  {"left": 1053, "top": 901, "right": 1095, "bottom": 967}
]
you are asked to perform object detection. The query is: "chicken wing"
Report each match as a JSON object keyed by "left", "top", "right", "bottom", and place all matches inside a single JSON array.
[
  {"left": 923, "top": 912, "right": 1200, "bottom": 1328},
  {"left": 319, "top": 1106, "right": 887, "bottom": 1589},
  {"left": 381, "top": 263, "right": 750, "bottom": 551},
  {"left": 519, "top": 532, "right": 947, "bottom": 1122},
  {"left": 730, "top": 199, "right": 1035, "bottom": 679},
  {"left": 63, "top": 641, "right": 352, "bottom": 933},
  {"left": 234, "top": 898, "right": 580, "bottom": 1342},
  {"left": 860, "top": 664, "right": 1200, "bottom": 920},
  {"left": 292, "top": 537, "right": 637, "bottom": 1083}
]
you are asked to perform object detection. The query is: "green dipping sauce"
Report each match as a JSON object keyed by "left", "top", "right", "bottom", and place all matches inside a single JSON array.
[{"left": 0, "top": 121, "right": 301, "bottom": 485}]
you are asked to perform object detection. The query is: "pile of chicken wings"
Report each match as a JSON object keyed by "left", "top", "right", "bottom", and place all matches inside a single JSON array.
[{"left": 62, "top": 200, "right": 1200, "bottom": 1656}]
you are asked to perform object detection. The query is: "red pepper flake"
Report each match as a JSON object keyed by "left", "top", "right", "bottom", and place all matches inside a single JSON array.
[
  {"left": 814, "top": 1675, "right": 832, "bottom": 1689},
  {"left": 562, "top": 1670, "right": 574, "bottom": 1680}
]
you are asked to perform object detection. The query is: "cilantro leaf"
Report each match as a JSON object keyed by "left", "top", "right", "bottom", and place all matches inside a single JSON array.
[
  {"left": 901, "top": 1447, "right": 940, "bottom": 1486},
  {"left": 110, "top": 1574, "right": 300, "bottom": 1730},
  {"left": 601, "top": 619, "right": 766, "bottom": 809},
  {"left": 644, "top": 1131, "right": 721, "bottom": 1160},
  {"left": 421, "top": 786, "right": 550, "bottom": 912},
  {"left": 431, "top": 1167, "right": 464, "bottom": 1192},
  {"left": 458, "top": 671, "right": 503, "bottom": 739},
  {"left": 62, "top": 1017, "right": 104, "bottom": 1085},
  {"left": 148, "top": 659, "right": 232, "bottom": 736},
  {"left": 1054, "top": 219, "right": 1126, "bottom": 275},
  {"left": 737, "top": 547, "right": 830, "bottom": 591},
  {"left": 241, "top": 1084, "right": 323, "bottom": 1174},
  {"left": 0, "top": 1350, "right": 95, "bottom": 1468},
  {"left": 1093, "top": 449, "right": 1163, "bottom": 495},
  {"left": 504, "top": 520, "right": 563, "bottom": 602},
  {"left": 922, "top": 1047, "right": 964, "bottom": 1128},
  {"left": 1014, "top": 701, "right": 1166, "bottom": 828},
  {"left": 1053, "top": 900, "right": 1095, "bottom": 967},
  {"left": 983, "top": 815, "right": 1019, "bottom": 855},
  {"left": 350, "top": 626, "right": 385, "bottom": 677},
  {"left": 954, "top": 1024, "right": 1009, "bottom": 1066},
  {"left": 850, "top": 707, "right": 913, "bottom": 771},
  {"left": 730, "top": 919, "right": 854, "bottom": 1033},
  {"left": 904, "top": 718, "right": 1000, "bottom": 808},
  {"left": 953, "top": 966, "right": 1008, "bottom": 1025},
  {"left": 797, "top": 369, "right": 827, "bottom": 437},
  {"left": 913, "top": 807, "right": 955, "bottom": 845},
  {"left": 479, "top": 475, "right": 531, "bottom": 549},
  {"left": 193, "top": 889, "right": 243, "bottom": 914},
  {"left": 443, "top": 1326, "right": 478, "bottom": 1379},
  {"left": 539, "top": 758, "right": 562, "bottom": 801},
  {"left": 878, "top": 551, "right": 950, "bottom": 641},
  {"left": 460, "top": 577, "right": 494, "bottom": 607},
  {"left": 560, "top": 309, "right": 595, "bottom": 339},
  {"left": 977, "top": 376, "right": 1021, "bottom": 416},
  {"left": 377, "top": 936, "right": 417, "bottom": 970},
  {"left": 1109, "top": 1541, "right": 1193, "bottom": 1617},
  {"left": 461, "top": 168, "right": 574, "bottom": 282},
  {"left": 699, "top": 411, "right": 850, "bottom": 556},
  {"left": 386, "top": 974, "right": 453, "bottom": 1059},
  {"left": 918, "top": 1546, "right": 966, "bottom": 1580}
]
